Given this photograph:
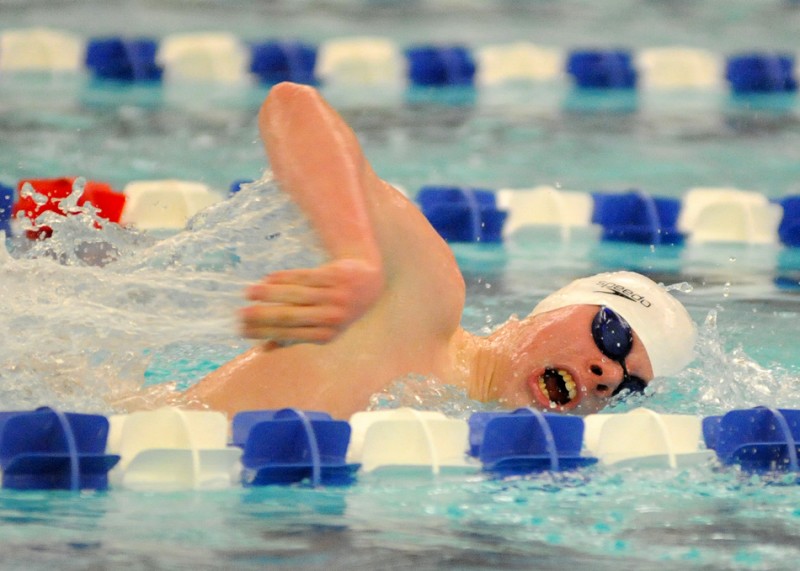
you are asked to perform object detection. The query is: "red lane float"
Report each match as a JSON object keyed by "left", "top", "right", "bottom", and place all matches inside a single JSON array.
[{"left": 12, "top": 177, "right": 126, "bottom": 239}]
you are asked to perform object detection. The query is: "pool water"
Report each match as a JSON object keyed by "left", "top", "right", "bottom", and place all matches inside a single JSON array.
[{"left": 1, "top": 0, "right": 800, "bottom": 569}]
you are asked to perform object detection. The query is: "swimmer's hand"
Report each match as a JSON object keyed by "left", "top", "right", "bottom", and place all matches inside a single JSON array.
[{"left": 240, "top": 259, "right": 384, "bottom": 345}]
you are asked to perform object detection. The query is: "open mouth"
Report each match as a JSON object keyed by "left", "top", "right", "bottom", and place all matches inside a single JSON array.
[{"left": 536, "top": 368, "right": 577, "bottom": 407}]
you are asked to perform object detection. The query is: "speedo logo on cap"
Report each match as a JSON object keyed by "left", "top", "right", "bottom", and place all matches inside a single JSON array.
[{"left": 595, "top": 280, "right": 652, "bottom": 307}]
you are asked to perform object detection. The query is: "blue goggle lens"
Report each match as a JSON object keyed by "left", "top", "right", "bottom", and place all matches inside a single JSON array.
[
  {"left": 591, "top": 307, "right": 647, "bottom": 396},
  {"left": 591, "top": 307, "right": 633, "bottom": 361}
]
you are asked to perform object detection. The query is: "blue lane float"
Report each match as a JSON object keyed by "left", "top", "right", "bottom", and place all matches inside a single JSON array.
[
  {"left": 566, "top": 50, "right": 638, "bottom": 89},
  {"left": 249, "top": 41, "right": 318, "bottom": 85},
  {"left": 725, "top": 54, "right": 798, "bottom": 94},
  {"left": 417, "top": 185, "right": 507, "bottom": 243},
  {"left": 2, "top": 28, "right": 799, "bottom": 101},
  {"left": 0, "top": 408, "right": 119, "bottom": 491},
  {"left": 233, "top": 408, "right": 359, "bottom": 487},
  {"left": 591, "top": 190, "right": 684, "bottom": 246},
  {"left": 777, "top": 196, "right": 800, "bottom": 247},
  {"left": 468, "top": 408, "right": 597, "bottom": 475},
  {"left": 405, "top": 45, "right": 476, "bottom": 87},
  {"left": 229, "top": 179, "right": 253, "bottom": 195},
  {"left": 702, "top": 407, "right": 800, "bottom": 473},
  {"left": 85, "top": 37, "right": 163, "bottom": 81},
  {"left": 1, "top": 406, "right": 800, "bottom": 489},
  {"left": 0, "top": 183, "right": 13, "bottom": 235}
]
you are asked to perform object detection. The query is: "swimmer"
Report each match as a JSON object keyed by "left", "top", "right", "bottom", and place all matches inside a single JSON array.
[{"left": 179, "top": 82, "right": 696, "bottom": 419}]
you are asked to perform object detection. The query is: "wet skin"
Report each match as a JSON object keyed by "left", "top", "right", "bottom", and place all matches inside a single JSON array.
[
  {"left": 473, "top": 305, "right": 654, "bottom": 414},
  {"left": 176, "top": 82, "right": 654, "bottom": 419}
]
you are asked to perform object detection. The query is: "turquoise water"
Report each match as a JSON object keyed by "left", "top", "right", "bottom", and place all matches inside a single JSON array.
[
  {"left": 1, "top": 1, "right": 800, "bottom": 569},
  {"left": 1, "top": 470, "right": 799, "bottom": 570}
]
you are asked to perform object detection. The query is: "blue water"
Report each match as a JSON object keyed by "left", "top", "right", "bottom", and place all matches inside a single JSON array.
[{"left": 1, "top": 1, "right": 800, "bottom": 569}]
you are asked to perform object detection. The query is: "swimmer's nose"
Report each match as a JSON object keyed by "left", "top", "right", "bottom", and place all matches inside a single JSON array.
[{"left": 586, "top": 361, "right": 625, "bottom": 398}]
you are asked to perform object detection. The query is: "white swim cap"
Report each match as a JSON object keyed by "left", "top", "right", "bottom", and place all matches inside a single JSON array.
[{"left": 531, "top": 271, "right": 696, "bottom": 378}]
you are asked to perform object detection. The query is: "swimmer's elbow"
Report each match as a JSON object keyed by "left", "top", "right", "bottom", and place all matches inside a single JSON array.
[
  {"left": 270, "top": 81, "right": 316, "bottom": 98},
  {"left": 259, "top": 82, "right": 321, "bottom": 129}
]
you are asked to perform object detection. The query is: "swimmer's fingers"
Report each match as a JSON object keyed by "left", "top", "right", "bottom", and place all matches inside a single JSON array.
[
  {"left": 240, "top": 302, "right": 350, "bottom": 343},
  {"left": 250, "top": 259, "right": 384, "bottom": 315},
  {"left": 262, "top": 267, "right": 340, "bottom": 288},
  {"left": 240, "top": 287, "right": 354, "bottom": 344},
  {"left": 242, "top": 259, "right": 384, "bottom": 344},
  {"left": 240, "top": 303, "right": 347, "bottom": 330},
  {"left": 247, "top": 326, "right": 339, "bottom": 344},
  {"left": 245, "top": 282, "right": 334, "bottom": 306},
  {"left": 263, "top": 259, "right": 383, "bottom": 291},
  {"left": 240, "top": 306, "right": 341, "bottom": 343}
]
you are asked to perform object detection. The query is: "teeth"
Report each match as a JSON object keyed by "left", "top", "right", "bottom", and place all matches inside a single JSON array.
[
  {"left": 559, "top": 369, "right": 577, "bottom": 400},
  {"left": 537, "top": 369, "right": 577, "bottom": 406},
  {"left": 538, "top": 377, "right": 548, "bottom": 396}
]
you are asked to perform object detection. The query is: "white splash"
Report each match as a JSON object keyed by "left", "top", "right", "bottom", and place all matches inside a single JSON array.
[
  {"left": 0, "top": 173, "right": 324, "bottom": 413},
  {"left": 368, "top": 374, "right": 502, "bottom": 419},
  {"left": 649, "top": 309, "right": 800, "bottom": 416},
  {"left": 664, "top": 281, "right": 693, "bottom": 293}
]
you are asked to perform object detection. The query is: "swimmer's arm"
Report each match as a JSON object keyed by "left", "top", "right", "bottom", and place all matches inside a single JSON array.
[
  {"left": 241, "top": 82, "right": 384, "bottom": 344},
  {"left": 259, "top": 82, "right": 381, "bottom": 266}
]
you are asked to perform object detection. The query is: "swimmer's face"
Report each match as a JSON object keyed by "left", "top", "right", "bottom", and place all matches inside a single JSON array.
[{"left": 490, "top": 304, "right": 654, "bottom": 415}]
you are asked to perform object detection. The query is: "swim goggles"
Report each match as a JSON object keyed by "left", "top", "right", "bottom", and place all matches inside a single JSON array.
[{"left": 591, "top": 307, "right": 648, "bottom": 396}]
